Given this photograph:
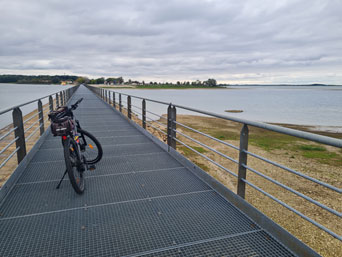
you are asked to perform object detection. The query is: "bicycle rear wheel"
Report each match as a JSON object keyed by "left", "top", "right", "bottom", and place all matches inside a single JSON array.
[
  {"left": 78, "top": 128, "right": 103, "bottom": 165},
  {"left": 64, "top": 138, "right": 85, "bottom": 194}
]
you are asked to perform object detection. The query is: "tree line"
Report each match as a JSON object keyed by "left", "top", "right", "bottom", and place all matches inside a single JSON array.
[
  {"left": 0, "top": 75, "right": 78, "bottom": 84},
  {"left": 0, "top": 74, "right": 220, "bottom": 87}
]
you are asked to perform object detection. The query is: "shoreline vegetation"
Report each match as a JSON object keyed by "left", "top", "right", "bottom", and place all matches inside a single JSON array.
[
  {"left": 98, "top": 84, "right": 226, "bottom": 89},
  {"left": 1, "top": 75, "right": 341, "bottom": 88}
]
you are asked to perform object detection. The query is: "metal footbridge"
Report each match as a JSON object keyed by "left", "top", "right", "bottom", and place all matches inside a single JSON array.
[{"left": 0, "top": 85, "right": 336, "bottom": 256}]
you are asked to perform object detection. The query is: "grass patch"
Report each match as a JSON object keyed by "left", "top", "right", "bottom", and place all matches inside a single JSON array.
[
  {"left": 180, "top": 146, "right": 207, "bottom": 157},
  {"left": 193, "top": 161, "right": 209, "bottom": 171},
  {"left": 249, "top": 132, "right": 298, "bottom": 151},
  {"left": 298, "top": 145, "right": 326, "bottom": 151},
  {"left": 295, "top": 144, "right": 342, "bottom": 165},
  {"left": 208, "top": 130, "right": 239, "bottom": 141}
]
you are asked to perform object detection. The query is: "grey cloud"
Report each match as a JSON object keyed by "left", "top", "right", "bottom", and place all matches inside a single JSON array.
[{"left": 0, "top": 0, "right": 341, "bottom": 84}]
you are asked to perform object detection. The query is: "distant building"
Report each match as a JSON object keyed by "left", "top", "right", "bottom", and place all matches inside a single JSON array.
[{"left": 61, "top": 81, "right": 73, "bottom": 85}]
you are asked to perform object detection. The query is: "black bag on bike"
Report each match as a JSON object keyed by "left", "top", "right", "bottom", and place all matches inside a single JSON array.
[
  {"left": 48, "top": 107, "right": 74, "bottom": 136},
  {"left": 50, "top": 117, "right": 74, "bottom": 136}
]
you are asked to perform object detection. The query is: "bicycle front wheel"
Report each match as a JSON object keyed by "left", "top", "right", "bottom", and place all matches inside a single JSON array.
[
  {"left": 78, "top": 128, "right": 103, "bottom": 165},
  {"left": 64, "top": 138, "right": 85, "bottom": 194}
]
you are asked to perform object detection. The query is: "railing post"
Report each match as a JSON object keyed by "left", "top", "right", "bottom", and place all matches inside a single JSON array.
[
  {"left": 49, "top": 96, "right": 53, "bottom": 112},
  {"left": 12, "top": 107, "right": 26, "bottom": 164},
  {"left": 105, "top": 90, "right": 108, "bottom": 103},
  {"left": 113, "top": 92, "right": 116, "bottom": 108},
  {"left": 60, "top": 92, "right": 63, "bottom": 106},
  {"left": 38, "top": 100, "right": 44, "bottom": 136},
  {"left": 56, "top": 93, "right": 59, "bottom": 107},
  {"left": 127, "top": 96, "right": 132, "bottom": 119},
  {"left": 62, "top": 91, "right": 66, "bottom": 104},
  {"left": 167, "top": 104, "right": 177, "bottom": 149},
  {"left": 171, "top": 106, "right": 177, "bottom": 149},
  {"left": 142, "top": 99, "right": 146, "bottom": 129},
  {"left": 237, "top": 124, "right": 249, "bottom": 199},
  {"left": 119, "top": 94, "right": 122, "bottom": 112}
]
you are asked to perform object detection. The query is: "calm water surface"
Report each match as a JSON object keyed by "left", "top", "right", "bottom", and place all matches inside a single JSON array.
[
  {"left": 0, "top": 84, "right": 72, "bottom": 128},
  {"left": 1, "top": 84, "right": 341, "bottom": 131},
  {"left": 112, "top": 86, "right": 342, "bottom": 130}
]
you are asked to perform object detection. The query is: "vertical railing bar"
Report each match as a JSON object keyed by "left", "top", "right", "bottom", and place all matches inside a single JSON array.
[
  {"left": 49, "top": 96, "right": 53, "bottom": 112},
  {"left": 113, "top": 92, "right": 116, "bottom": 108},
  {"left": 237, "top": 124, "right": 249, "bottom": 198},
  {"left": 128, "top": 96, "right": 132, "bottom": 119},
  {"left": 119, "top": 94, "right": 122, "bottom": 112},
  {"left": 142, "top": 99, "right": 146, "bottom": 129},
  {"left": 56, "top": 93, "right": 59, "bottom": 107},
  {"left": 167, "top": 104, "right": 177, "bottom": 150},
  {"left": 38, "top": 100, "right": 44, "bottom": 136},
  {"left": 12, "top": 107, "right": 26, "bottom": 164}
]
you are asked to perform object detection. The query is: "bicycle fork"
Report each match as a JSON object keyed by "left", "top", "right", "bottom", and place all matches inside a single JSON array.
[
  {"left": 56, "top": 137, "right": 95, "bottom": 189},
  {"left": 56, "top": 136, "right": 85, "bottom": 189}
]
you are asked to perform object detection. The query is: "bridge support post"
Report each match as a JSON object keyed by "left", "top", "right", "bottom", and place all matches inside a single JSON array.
[
  {"left": 127, "top": 96, "right": 132, "bottom": 119},
  {"left": 38, "top": 100, "right": 44, "bottom": 136},
  {"left": 12, "top": 108, "right": 26, "bottom": 164},
  {"left": 49, "top": 96, "right": 53, "bottom": 112},
  {"left": 237, "top": 124, "right": 249, "bottom": 199},
  {"left": 167, "top": 104, "right": 177, "bottom": 149},
  {"left": 119, "top": 94, "right": 122, "bottom": 112},
  {"left": 142, "top": 99, "right": 146, "bottom": 129}
]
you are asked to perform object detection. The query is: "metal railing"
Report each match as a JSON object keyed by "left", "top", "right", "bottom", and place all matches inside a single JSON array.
[
  {"left": 0, "top": 86, "right": 79, "bottom": 176},
  {"left": 88, "top": 86, "right": 342, "bottom": 241}
]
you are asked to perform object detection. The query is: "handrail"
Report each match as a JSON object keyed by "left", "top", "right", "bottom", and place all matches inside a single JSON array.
[
  {"left": 242, "top": 178, "right": 342, "bottom": 241},
  {"left": 244, "top": 150, "right": 342, "bottom": 193},
  {"left": 0, "top": 85, "right": 79, "bottom": 183},
  {"left": 87, "top": 85, "right": 342, "bottom": 243},
  {"left": 109, "top": 90, "right": 342, "bottom": 148},
  {"left": 175, "top": 120, "right": 240, "bottom": 151},
  {"left": 0, "top": 127, "right": 17, "bottom": 142},
  {"left": 0, "top": 89, "right": 70, "bottom": 115}
]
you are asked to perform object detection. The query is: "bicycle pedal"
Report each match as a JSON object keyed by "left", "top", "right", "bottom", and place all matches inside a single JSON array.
[{"left": 88, "top": 164, "right": 96, "bottom": 171}]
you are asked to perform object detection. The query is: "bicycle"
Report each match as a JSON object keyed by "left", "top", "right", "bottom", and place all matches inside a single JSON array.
[{"left": 48, "top": 98, "right": 103, "bottom": 194}]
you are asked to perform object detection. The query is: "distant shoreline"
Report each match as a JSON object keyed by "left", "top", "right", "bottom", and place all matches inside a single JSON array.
[{"left": 1, "top": 83, "right": 341, "bottom": 87}]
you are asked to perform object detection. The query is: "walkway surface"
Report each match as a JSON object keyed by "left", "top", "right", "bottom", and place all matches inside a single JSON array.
[{"left": 0, "top": 86, "right": 296, "bottom": 256}]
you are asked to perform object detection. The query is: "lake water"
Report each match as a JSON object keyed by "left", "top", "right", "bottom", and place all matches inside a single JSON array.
[
  {"left": 1, "top": 84, "right": 341, "bottom": 132},
  {"left": 111, "top": 86, "right": 342, "bottom": 131},
  {"left": 0, "top": 84, "right": 72, "bottom": 129}
]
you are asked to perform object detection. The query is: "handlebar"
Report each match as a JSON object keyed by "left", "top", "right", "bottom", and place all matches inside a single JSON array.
[{"left": 71, "top": 98, "right": 83, "bottom": 110}]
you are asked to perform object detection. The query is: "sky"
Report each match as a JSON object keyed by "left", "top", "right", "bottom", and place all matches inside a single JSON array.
[{"left": 0, "top": 0, "right": 341, "bottom": 84}]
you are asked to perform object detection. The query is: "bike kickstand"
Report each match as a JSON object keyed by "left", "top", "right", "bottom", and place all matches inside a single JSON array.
[{"left": 56, "top": 169, "right": 68, "bottom": 189}]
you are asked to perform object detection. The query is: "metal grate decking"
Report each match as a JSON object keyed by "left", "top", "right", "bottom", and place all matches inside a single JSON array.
[{"left": 0, "top": 86, "right": 297, "bottom": 256}]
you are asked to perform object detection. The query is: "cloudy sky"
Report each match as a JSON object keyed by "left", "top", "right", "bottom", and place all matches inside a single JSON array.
[{"left": 1, "top": 0, "right": 341, "bottom": 84}]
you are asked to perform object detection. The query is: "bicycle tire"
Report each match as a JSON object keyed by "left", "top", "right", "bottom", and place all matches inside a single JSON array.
[
  {"left": 78, "top": 128, "right": 103, "bottom": 165},
  {"left": 64, "top": 138, "right": 85, "bottom": 194}
]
